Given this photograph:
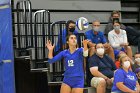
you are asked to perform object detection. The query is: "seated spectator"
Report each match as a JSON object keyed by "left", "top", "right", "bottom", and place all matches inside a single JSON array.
[
  {"left": 105, "top": 10, "right": 140, "bottom": 52},
  {"left": 134, "top": 68, "right": 140, "bottom": 84},
  {"left": 88, "top": 43, "right": 116, "bottom": 93},
  {"left": 132, "top": 52, "right": 140, "bottom": 72},
  {"left": 115, "top": 52, "right": 134, "bottom": 69},
  {"left": 112, "top": 55, "right": 140, "bottom": 93},
  {"left": 105, "top": 10, "right": 126, "bottom": 35},
  {"left": 108, "top": 21, "right": 132, "bottom": 59},
  {"left": 55, "top": 20, "right": 80, "bottom": 53},
  {"left": 85, "top": 20, "right": 115, "bottom": 61},
  {"left": 125, "top": 26, "right": 140, "bottom": 53},
  {"left": 115, "top": 52, "right": 127, "bottom": 69}
]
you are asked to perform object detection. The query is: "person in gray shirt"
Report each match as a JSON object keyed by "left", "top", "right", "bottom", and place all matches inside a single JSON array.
[
  {"left": 105, "top": 10, "right": 140, "bottom": 52},
  {"left": 105, "top": 10, "right": 126, "bottom": 36}
]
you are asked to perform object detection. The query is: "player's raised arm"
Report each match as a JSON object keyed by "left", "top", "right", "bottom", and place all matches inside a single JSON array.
[
  {"left": 82, "top": 39, "right": 89, "bottom": 57},
  {"left": 46, "top": 40, "right": 55, "bottom": 59}
]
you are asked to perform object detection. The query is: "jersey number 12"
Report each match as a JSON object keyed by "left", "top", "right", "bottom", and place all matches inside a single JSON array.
[{"left": 68, "top": 60, "right": 74, "bottom": 67}]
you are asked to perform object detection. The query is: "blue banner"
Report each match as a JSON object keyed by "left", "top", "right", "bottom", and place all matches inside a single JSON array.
[{"left": 0, "top": 7, "right": 15, "bottom": 93}]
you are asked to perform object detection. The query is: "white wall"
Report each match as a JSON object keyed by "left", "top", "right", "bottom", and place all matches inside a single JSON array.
[
  {"left": 15, "top": 0, "right": 121, "bottom": 22},
  {"left": 14, "top": 0, "right": 121, "bottom": 10},
  {"left": 14, "top": 0, "right": 121, "bottom": 31}
]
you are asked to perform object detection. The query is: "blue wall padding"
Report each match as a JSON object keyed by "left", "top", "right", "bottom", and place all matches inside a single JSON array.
[
  {"left": 0, "top": 0, "right": 10, "bottom": 5},
  {"left": 0, "top": 7, "right": 15, "bottom": 93}
]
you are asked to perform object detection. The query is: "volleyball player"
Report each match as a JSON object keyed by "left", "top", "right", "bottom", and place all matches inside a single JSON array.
[{"left": 46, "top": 34, "right": 89, "bottom": 93}]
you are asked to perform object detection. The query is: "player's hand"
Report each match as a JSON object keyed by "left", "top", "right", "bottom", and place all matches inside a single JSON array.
[
  {"left": 46, "top": 40, "right": 55, "bottom": 51},
  {"left": 82, "top": 39, "right": 90, "bottom": 46}
]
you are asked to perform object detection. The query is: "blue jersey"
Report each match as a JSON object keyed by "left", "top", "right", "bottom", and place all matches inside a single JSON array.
[
  {"left": 55, "top": 29, "right": 79, "bottom": 52},
  {"left": 48, "top": 48, "right": 84, "bottom": 77},
  {"left": 85, "top": 30, "right": 106, "bottom": 44},
  {"left": 112, "top": 68, "right": 138, "bottom": 92}
]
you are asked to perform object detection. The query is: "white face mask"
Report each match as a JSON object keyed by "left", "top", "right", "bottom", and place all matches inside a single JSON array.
[
  {"left": 135, "top": 58, "right": 140, "bottom": 63},
  {"left": 123, "top": 61, "right": 130, "bottom": 68},
  {"left": 97, "top": 48, "right": 104, "bottom": 55},
  {"left": 114, "top": 26, "right": 120, "bottom": 31},
  {"left": 93, "top": 27, "right": 100, "bottom": 32}
]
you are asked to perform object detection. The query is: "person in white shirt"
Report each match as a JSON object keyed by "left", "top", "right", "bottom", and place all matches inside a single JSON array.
[{"left": 108, "top": 21, "right": 132, "bottom": 60}]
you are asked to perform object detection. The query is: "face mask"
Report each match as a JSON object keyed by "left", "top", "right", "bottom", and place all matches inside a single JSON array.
[
  {"left": 114, "top": 26, "right": 120, "bottom": 31},
  {"left": 123, "top": 61, "right": 130, "bottom": 68},
  {"left": 135, "top": 58, "right": 140, "bottom": 63},
  {"left": 97, "top": 48, "right": 104, "bottom": 55},
  {"left": 69, "top": 28, "right": 75, "bottom": 32},
  {"left": 113, "top": 18, "right": 120, "bottom": 23},
  {"left": 93, "top": 27, "right": 99, "bottom": 32}
]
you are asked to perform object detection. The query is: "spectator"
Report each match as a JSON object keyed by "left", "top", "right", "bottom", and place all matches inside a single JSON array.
[
  {"left": 125, "top": 26, "right": 140, "bottom": 53},
  {"left": 132, "top": 53, "right": 140, "bottom": 72},
  {"left": 46, "top": 34, "right": 89, "bottom": 93},
  {"left": 88, "top": 43, "right": 116, "bottom": 93},
  {"left": 85, "top": 20, "right": 115, "bottom": 61},
  {"left": 115, "top": 52, "right": 127, "bottom": 69},
  {"left": 108, "top": 21, "right": 132, "bottom": 59},
  {"left": 55, "top": 20, "right": 80, "bottom": 53},
  {"left": 134, "top": 68, "right": 140, "bottom": 84},
  {"left": 105, "top": 10, "right": 140, "bottom": 52},
  {"left": 112, "top": 55, "right": 140, "bottom": 93},
  {"left": 105, "top": 10, "right": 126, "bottom": 35},
  {"left": 115, "top": 52, "right": 133, "bottom": 69}
]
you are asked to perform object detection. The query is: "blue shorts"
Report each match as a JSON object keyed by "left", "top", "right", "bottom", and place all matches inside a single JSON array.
[
  {"left": 114, "top": 48, "right": 125, "bottom": 59},
  {"left": 63, "top": 76, "right": 84, "bottom": 88}
]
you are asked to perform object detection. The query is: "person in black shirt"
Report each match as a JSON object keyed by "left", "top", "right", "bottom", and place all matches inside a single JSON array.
[
  {"left": 125, "top": 26, "right": 140, "bottom": 52},
  {"left": 88, "top": 43, "right": 116, "bottom": 93}
]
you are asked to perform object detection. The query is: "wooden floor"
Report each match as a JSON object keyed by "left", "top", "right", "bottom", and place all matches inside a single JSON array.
[{"left": 48, "top": 82, "right": 111, "bottom": 93}]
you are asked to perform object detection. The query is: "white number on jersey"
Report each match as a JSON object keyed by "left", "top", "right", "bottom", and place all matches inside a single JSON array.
[{"left": 68, "top": 60, "right": 74, "bottom": 67}]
